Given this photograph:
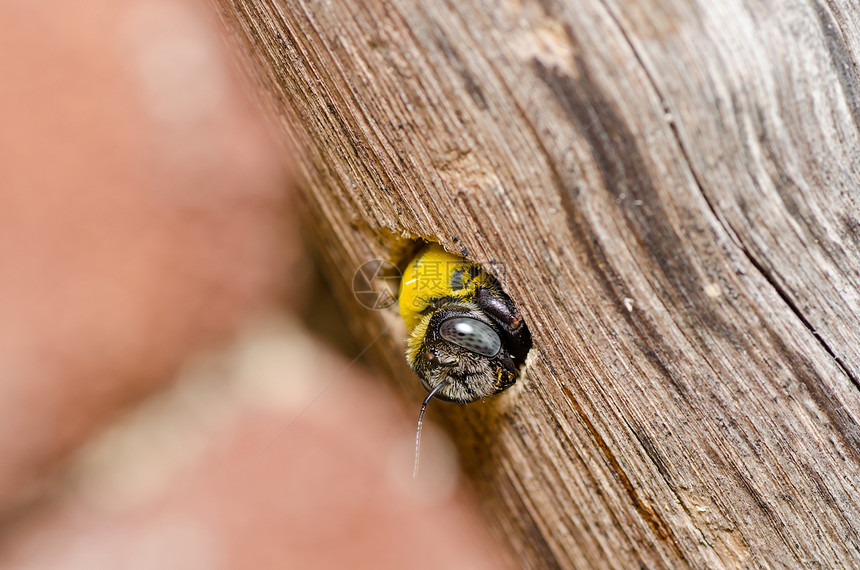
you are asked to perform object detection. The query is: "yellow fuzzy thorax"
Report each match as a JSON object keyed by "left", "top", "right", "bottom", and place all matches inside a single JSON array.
[{"left": 398, "top": 244, "right": 493, "bottom": 332}]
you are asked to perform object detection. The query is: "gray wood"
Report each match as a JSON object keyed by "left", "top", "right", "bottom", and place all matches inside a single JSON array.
[{"left": 210, "top": 0, "right": 860, "bottom": 567}]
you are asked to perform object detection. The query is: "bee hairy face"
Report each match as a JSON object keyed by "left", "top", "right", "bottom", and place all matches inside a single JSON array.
[{"left": 409, "top": 309, "right": 521, "bottom": 403}]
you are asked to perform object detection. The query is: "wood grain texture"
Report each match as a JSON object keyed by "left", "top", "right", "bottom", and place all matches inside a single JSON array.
[{"left": 209, "top": 0, "right": 860, "bottom": 567}]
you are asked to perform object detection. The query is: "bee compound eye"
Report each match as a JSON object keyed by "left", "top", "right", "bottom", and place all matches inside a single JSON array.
[{"left": 439, "top": 317, "right": 502, "bottom": 358}]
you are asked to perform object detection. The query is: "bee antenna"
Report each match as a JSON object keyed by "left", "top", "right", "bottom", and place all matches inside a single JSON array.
[{"left": 413, "top": 380, "right": 452, "bottom": 479}]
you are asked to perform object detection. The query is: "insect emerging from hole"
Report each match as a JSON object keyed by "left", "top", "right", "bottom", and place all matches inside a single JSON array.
[{"left": 398, "top": 243, "right": 531, "bottom": 475}]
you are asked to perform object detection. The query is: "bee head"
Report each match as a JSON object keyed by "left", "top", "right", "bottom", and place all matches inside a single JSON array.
[{"left": 408, "top": 308, "right": 519, "bottom": 404}]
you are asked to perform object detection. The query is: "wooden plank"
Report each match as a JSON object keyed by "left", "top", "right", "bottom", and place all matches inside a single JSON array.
[{"left": 209, "top": 0, "right": 860, "bottom": 566}]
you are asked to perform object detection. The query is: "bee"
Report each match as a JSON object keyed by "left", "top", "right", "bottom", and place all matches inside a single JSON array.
[{"left": 398, "top": 244, "right": 531, "bottom": 473}]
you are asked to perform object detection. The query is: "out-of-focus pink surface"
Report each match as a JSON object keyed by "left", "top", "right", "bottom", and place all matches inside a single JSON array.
[
  {"left": 0, "top": 0, "right": 293, "bottom": 509},
  {"left": 0, "top": 326, "right": 507, "bottom": 569},
  {"left": 0, "top": 1, "right": 510, "bottom": 568}
]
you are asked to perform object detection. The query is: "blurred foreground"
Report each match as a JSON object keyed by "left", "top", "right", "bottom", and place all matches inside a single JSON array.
[{"left": 0, "top": 1, "right": 508, "bottom": 568}]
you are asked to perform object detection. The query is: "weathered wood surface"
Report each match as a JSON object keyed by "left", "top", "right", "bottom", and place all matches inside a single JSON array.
[{"left": 210, "top": 0, "right": 860, "bottom": 567}]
